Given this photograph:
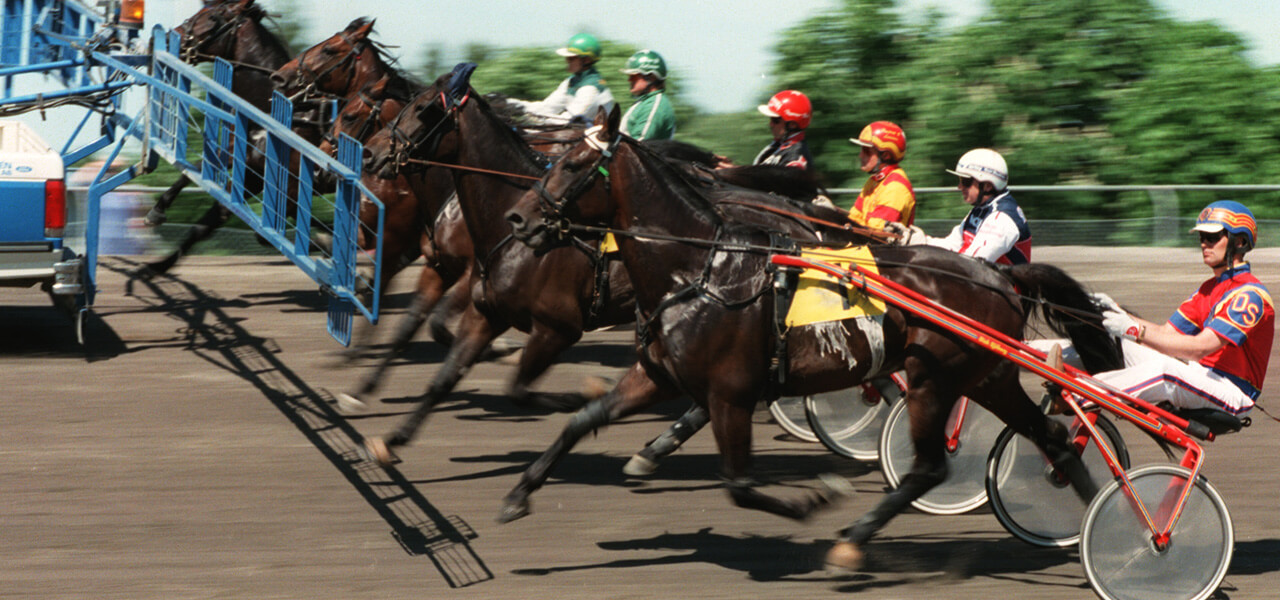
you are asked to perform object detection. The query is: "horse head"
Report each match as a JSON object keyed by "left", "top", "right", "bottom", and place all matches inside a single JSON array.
[
  {"left": 271, "top": 17, "right": 377, "bottom": 100},
  {"left": 507, "top": 105, "right": 622, "bottom": 252},
  {"left": 361, "top": 64, "right": 478, "bottom": 179},
  {"left": 175, "top": 0, "right": 263, "bottom": 63},
  {"left": 320, "top": 76, "right": 406, "bottom": 156}
]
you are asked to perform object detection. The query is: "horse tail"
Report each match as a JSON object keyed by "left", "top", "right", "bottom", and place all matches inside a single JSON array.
[{"left": 1000, "top": 263, "right": 1123, "bottom": 374}]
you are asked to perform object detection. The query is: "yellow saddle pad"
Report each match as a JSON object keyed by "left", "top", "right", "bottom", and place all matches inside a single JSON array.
[{"left": 786, "top": 246, "right": 886, "bottom": 327}]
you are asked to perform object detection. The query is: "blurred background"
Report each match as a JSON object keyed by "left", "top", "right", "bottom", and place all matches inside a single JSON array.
[{"left": 124, "top": 0, "right": 1280, "bottom": 248}]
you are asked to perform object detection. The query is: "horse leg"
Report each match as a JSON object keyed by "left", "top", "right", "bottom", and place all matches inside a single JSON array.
[
  {"left": 143, "top": 175, "right": 191, "bottom": 226},
  {"left": 505, "top": 324, "right": 590, "bottom": 412},
  {"left": 365, "top": 303, "right": 505, "bottom": 466},
  {"left": 990, "top": 377, "right": 1099, "bottom": 503},
  {"left": 141, "top": 202, "right": 231, "bottom": 277},
  {"left": 622, "top": 403, "right": 708, "bottom": 476},
  {"left": 711, "top": 390, "right": 837, "bottom": 520},
  {"left": 498, "top": 362, "right": 679, "bottom": 523},
  {"left": 340, "top": 268, "right": 466, "bottom": 410},
  {"left": 828, "top": 383, "right": 953, "bottom": 570}
]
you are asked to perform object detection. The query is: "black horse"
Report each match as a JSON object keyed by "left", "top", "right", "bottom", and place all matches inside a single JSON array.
[{"left": 502, "top": 106, "right": 1123, "bottom": 569}]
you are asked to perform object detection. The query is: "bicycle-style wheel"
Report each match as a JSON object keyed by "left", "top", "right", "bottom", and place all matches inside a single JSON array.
[
  {"left": 769, "top": 396, "right": 818, "bottom": 443},
  {"left": 879, "top": 397, "right": 1003, "bottom": 515},
  {"left": 986, "top": 415, "right": 1130, "bottom": 547},
  {"left": 1080, "top": 464, "right": 1233, "bottom": 600},
  {"left": 805, "top": 378, "right": 902, "bottom": 461}
]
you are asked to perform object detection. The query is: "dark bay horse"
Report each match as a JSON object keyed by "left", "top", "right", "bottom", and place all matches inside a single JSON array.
[
  {"left": 354, "top": 71, "right": 639, "bottom": 462},
  {"left": 502, "top": 106, "right": 1123, "bottom": 568},
  {"left": 352, "top": 65, "right": 864, "bottom": 463},
  {"left": 143, "top": 0, "right": 294, "bottom": 274}
]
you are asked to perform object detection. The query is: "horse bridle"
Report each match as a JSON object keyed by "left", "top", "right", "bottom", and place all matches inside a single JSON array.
[
  {"left": 530, "top": 125, "right": 621, "bottom": 234},
  {"left": 288, "top": 32, "right": 367, "bottom": 103},
  {"left": 368, "top": 89, "right": 466, "bottom": 178},
  {"left": 323, "top": 89, "right": 389, "bottom": 150},
  {"left": 178, "top": 7, "right": 245, "bottom": 64}
]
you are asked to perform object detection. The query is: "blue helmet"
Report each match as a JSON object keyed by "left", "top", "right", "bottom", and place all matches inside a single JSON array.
[{"left": 1192, "top": 200, "right": 1257, "bottom": 249}]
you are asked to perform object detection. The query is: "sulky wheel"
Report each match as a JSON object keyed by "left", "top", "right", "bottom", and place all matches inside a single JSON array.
[
  {"left": 986, "top": 414, "right": 1129, "bottom": 547},
  {"left": 1080, "top": 464, "right": 1233, "bottom": 600}
]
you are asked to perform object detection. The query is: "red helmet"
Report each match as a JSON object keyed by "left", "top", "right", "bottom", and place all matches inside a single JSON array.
[
  {"left": 850, "top": 121, "right": 906, "bottom": 163},
  {"left": 757, "top": 90, "right": 812, "bottom": 129}
]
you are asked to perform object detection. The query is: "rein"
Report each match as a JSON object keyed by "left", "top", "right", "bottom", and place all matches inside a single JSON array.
[
  {"left": 402, "top": 158, "right": 544, "bottom": 181},
  {"left": 713, "top": 198, "right": 897, "bottom": 243}
]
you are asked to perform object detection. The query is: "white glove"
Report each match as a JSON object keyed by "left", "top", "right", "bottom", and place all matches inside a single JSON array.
[
  {"left": 1101, "top": 308, "right": 1142, "bottom": 341},
  {"left": 812, "top": 194, "right": 837, "bottom": 209},
  {"left": 884, "top": 222, "right": 927, "bottom": 246},
  {"left": 1090, "top": 292, "right": 1122, "bottom": 314}
]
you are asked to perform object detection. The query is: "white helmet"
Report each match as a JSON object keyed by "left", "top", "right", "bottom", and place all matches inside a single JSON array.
[{"left": 946, "top": 148, "right": 1008, "bottom": 191}]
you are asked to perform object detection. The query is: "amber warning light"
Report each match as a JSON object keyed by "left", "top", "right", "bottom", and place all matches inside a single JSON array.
[{"left": 119, "top": 0, "right": 144, "bottom": 29}]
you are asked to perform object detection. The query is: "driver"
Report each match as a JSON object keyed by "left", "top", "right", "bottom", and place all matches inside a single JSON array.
[
  {"left": 889, "top": 148, "right": 1031, "bottom": 265},
  {"left": 1089, "top": 201, "right": 1274, "bottom": 415},
  {"left": 509, "top": 33, "right": 616, "bottom": 125},
  {"left": 619, "top": 49, "right": 675, "bottom": 141},
  {"left": 753, "top": 90, "right": 814, "bottom": 171}
]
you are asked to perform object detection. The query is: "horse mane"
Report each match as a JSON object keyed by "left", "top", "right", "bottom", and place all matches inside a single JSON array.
[
  {"left": 714, "top": 164, "right": 825, "bottom": 200},
  {"left": 625, "top": 137, "right": 724, "bottom": 227},
  {"left": 341, "top": 17, "right": 426, "bottom": 97},
  {"left": 642, "top": 139, "right": 719, "bottom": 166},
  {"left": 469, "top": 89, "right": 551, "bottom": 171},
  {"left": 239, "top": 10, "right": 292, "bottom": 68}
]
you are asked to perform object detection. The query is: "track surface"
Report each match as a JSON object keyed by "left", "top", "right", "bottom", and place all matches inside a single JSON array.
[{"left": 3, "top": 248, "right": 1278, "bottom": 599}]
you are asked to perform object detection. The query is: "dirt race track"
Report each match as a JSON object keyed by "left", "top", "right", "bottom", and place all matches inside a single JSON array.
[{"left": 2, "top": 247, "right": 1278, "bottom": 600}]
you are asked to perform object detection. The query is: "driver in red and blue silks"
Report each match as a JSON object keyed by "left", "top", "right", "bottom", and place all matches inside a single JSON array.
[
  {"left": 753, "top": 90, "right": 814, "bottom": 171},
  {"left": 1090, "top": 201, "right": 1274, "bottom": 416},
  {"left": 887, "top": 148, "right": 1031, "bottom": 265}
]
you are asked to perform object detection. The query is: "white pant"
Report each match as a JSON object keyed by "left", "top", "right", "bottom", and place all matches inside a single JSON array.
[{"left": 1028, "top": 338, "right": 1255, "bottom": 415}]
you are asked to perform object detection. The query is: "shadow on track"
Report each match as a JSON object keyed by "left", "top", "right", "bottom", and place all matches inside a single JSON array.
[
  {"left": 511, "top": 527, "right": 1079, "bottom": 591},
  {"left": 106, "top": 257, "right": 494, "bottom": 588}
]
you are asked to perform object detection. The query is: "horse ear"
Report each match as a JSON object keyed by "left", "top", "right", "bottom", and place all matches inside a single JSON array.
[
  {"left": 236, "top": 0, "right": 253, "bottom": 9},
  {"left": 606, "top": 104, "right": 621, "bottom": 136},
  {"left": 369, "top": 77, "right": 388, "bottom": 96},
  {"left": 357, "top": 18, "right": 376, "bottom": 38}
]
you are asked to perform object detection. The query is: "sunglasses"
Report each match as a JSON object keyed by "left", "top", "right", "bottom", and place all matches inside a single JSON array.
[
  {"left": 1199, "top": 231, "right": 1226, "bottom": 244},
  {"left": 958, "top": 177, "right": 978, "bottom": 188},
  {"left": 769, "top": 117, "right": 782, "bottom": 124}
]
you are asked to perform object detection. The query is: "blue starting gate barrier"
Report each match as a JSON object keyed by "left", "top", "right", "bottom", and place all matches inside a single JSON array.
[{"left": 0, "top": 0, "right": 385, "bottom": 345}]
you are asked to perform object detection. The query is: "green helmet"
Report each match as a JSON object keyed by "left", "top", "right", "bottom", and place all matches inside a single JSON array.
[
  {"left": 621, "top": 49, "right": 668, "bottom": 81},
  {"left": 555, "top": 33, "right": 602, "bottom": 61}
]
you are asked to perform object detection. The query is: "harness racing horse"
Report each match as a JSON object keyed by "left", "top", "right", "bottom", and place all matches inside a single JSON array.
[
  {"left": 352, "top": 69, "right": 638, "bottom": 461},
  {"left": 501, "top": 106, "right": 1123, "bottom": 569},
  {"left": 354, "top": 65, "right": 868, "bottom": 463},
  {"left": 142, "top": 0, "right": 294, "bottom": 274}
]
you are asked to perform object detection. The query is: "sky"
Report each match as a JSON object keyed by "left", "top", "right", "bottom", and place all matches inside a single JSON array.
[{"left": 150, "top": 0, "right": 1280, "bottom": 114}]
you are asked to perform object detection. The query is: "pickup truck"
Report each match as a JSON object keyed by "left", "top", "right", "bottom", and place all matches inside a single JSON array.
[{"left": 0, "top": 119, "right": 82, "bottom": 320}]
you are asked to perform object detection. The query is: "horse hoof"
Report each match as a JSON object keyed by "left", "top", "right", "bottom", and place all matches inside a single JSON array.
[
  {"left": 825, "top": 541, "right": 864, "bottom": 573},
  {"left": 816, "top": 473, "right": 857, "bottom": 505},
  {"left": 496, "top": 498, "right": 531, "bottom": 524},
  {"left": 580, "top": 375, "right": 612, "bottom": 401},
  {"left": 622, "top": 453, "right": 658, "bottom": 477},
  {"left": 364, "top": 437, "right": 397, "bottom": 467},
  {"left": 143, "top": 208, "right": 167, "bottom": 227},
  {"left": 335, "top": 392, "right": 368, "bottom": 415},
  {"left": 497, "top": 348, "right": 523, "bottom": 366}
]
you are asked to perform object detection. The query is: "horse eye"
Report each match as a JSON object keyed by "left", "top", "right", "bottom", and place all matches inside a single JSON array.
[
  {"left": 321, "top": 45, "right": 339, "bottom": 56},
  {"left": 341, "top": 113, "right": 356, "bottom": 123}
]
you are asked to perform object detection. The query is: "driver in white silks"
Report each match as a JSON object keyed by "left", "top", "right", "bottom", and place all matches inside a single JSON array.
[{"left": 507, "top": 33, "right": 616, "bottom": 126}]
